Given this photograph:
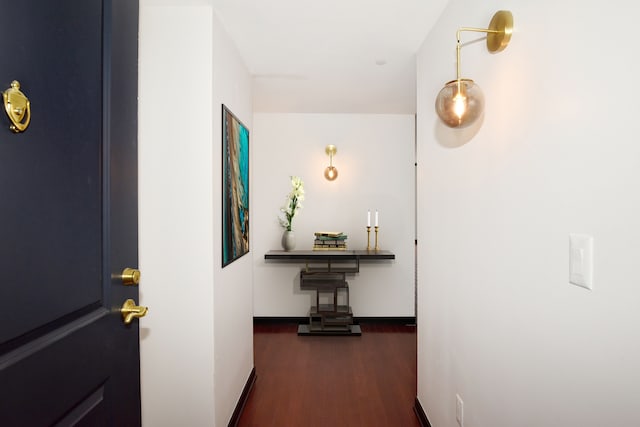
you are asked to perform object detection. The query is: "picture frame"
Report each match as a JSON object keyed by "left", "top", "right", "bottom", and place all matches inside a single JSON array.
[{"left": 222, "top": 105, "right": 250, "bottom": 267}]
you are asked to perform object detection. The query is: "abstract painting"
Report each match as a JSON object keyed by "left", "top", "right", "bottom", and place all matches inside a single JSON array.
[{"left": 222, "top": 105, "right": 249, "bottom": 267}]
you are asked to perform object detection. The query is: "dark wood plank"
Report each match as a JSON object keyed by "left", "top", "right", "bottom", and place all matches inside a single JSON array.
[{"left": 239, "top": 323, "right": 419, "bottom": 427}]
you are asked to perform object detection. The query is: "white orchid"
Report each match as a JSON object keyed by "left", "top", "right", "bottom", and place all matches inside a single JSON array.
[{"left": 278, "top": 176, "right": 304, "bottom": 231}]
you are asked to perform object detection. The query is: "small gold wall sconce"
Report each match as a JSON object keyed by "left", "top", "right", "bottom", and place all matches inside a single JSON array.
[
  {"left": 435, "top": 10, "right": 513, "bottom": 128},
  {"left": 324, "top": 145, "right": 338, "bottom": 181}
]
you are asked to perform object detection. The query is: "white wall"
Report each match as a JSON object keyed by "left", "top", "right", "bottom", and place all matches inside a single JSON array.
[
  {"left": 417, "top": 2, "right": 640, "bottom": 427},
  {"left": 253, "top": 113, "right": 415, "bottom": 317},
  {"left": 211, "top": 9, "right": 254, "bottom": 427},
  {"left": 139, "top": 3, "right": 215, "bottom": 425},
  {"left": 139, "top": 1, "right": 253, "bottom": 426}
]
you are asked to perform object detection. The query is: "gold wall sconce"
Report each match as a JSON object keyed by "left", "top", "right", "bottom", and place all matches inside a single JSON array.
[
  {"left": 435, "top": 10, "right": 513, "bottom": 128},
  {"left": 324, "top": 144, "right": 338, "bottom": 181}
]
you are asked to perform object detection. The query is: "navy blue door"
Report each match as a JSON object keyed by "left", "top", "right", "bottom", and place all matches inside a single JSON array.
[{"left": 0, "top": 1, "right": 140, "bottom": 425}]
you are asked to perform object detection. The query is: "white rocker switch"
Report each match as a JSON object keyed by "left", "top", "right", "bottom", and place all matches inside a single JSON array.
[{"left": 569, "top": 234, "right": 593, "bottom": 290}]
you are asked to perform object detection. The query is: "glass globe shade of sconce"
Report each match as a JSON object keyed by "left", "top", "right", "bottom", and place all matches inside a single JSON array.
[
  {"left": 435, "top": 79, "right": 484, "bottom": 128},
  {"left": 324, "top": 165, "right": 338, "bottom": 181}
]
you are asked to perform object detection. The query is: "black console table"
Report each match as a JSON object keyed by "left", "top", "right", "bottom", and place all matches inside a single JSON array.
[{"left": 264, "top": 250, "right": 395, "bottom": 335}]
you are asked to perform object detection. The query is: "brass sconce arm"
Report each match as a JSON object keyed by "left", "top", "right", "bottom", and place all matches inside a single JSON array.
[{"left": 454, "top": 11, "right": 513, "bottom": 80}]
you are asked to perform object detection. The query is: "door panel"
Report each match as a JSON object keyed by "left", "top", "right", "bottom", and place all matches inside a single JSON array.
[
  {"left": 0, "top": 0, "right": 103, "bottom": 346},
  {"left": 0, "top": 1, "right": 140, "bottom": 425}
]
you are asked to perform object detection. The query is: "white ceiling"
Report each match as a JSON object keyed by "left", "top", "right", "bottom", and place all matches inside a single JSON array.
[{"left": 211, "top": 0, "right": 449, "bottom": 114}]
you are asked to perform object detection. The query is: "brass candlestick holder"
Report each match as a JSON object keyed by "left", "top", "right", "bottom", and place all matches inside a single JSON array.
[
  {"left": 374, "top": 226, "right": 380, "bottom": 251},
  {"left": 366, "top": 226, "right": 371, "bottom": 251}
]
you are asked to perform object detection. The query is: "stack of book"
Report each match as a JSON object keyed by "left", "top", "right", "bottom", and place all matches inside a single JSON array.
[{"left": 313, "top": 231, "right": 348, "bottom": 251}]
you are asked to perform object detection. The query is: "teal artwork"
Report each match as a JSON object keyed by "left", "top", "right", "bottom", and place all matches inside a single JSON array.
[{"left": 222, "top": 105, "right": 249, "bottom": 267}]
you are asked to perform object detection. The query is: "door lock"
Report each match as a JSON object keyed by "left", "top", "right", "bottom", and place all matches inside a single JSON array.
[
  {"left": 120, "top": 268, "right": 140, "bottom": 286},
  {"left": 120, "top": 299, "right": 148, "bottom": 324}
]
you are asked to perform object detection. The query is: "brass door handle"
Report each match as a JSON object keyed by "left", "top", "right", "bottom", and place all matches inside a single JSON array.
[
  {"left": 120, "top": 299, "right": 148, "bottom": 324},
  {"left": 120, "top": 268, "right": 140, "bottom": 286},
  {"left": 3, "top": 80, "right": 31, "bottom": 133}
]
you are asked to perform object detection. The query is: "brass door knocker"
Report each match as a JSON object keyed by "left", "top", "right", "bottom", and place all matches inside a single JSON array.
[{"left": 3, "top": 80, "right": 31, "bottom": 133}]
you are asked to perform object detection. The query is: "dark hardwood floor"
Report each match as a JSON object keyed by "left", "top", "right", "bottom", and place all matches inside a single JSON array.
[{"left": 238, "top": 322, "right": 419, "bottom": 427}]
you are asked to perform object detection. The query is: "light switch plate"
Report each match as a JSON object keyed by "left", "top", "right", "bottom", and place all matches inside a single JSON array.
[{"left": 569, "top": 234, "right": 593, "bottom": 290}]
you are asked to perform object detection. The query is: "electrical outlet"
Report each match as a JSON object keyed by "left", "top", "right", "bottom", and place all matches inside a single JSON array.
[{"left": 456, "top": 394, "right": 464, "bottom": 426}]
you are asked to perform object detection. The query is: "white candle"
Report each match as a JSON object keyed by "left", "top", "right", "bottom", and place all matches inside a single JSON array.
[
  {"left": 375, "top": 210, "right": 379, "bottom": 227},
  {"left": 367, "top": 210, "right": 371, "bottom": 227}
]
